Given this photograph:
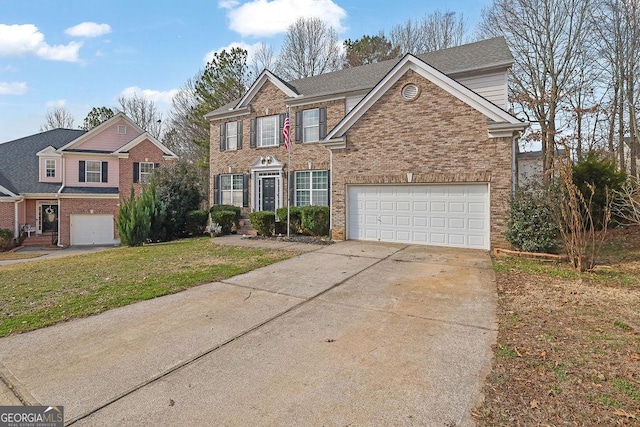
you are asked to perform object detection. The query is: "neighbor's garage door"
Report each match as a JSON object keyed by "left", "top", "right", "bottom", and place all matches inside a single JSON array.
[
  {"left": 70, "top": 214, "right": 115, "bottom": 245},
  {"left": 347, "top": 184, "right": 490, "bottom": 249}
]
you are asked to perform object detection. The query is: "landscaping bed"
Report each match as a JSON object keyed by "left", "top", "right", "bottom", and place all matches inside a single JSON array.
[{"left": 475, "top": 226, "right": 640, "bottom": 425}]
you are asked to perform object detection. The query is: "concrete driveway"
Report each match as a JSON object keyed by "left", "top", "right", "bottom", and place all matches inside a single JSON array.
[{"left": 0, "top": 240, "right": 497, "bottom": 426}]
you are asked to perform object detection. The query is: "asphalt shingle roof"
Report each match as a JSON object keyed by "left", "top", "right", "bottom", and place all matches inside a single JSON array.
[
  {"left": 0, "top": 128, "right": 86, "bottom": 194},
  {"left": 209, "top": 37, "right": 513, "bottom": 116}
]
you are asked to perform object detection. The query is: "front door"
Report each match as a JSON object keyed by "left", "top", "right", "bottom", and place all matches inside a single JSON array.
[
  {"left": 262, "top": 177, "right": 276, "bottom": 212},
  {"left": 40, "top": 203, "right": 58, "bottom": 233}
]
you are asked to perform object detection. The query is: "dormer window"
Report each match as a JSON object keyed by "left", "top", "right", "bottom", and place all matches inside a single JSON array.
[
  {"left": 118, "top": 125, "right": 126, "bottom": 134},
  {"left": 45, "top": 159, "right": 56, "bottom": 178}
]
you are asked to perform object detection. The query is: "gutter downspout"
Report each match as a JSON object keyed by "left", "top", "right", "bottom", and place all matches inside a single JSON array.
[
  {"left": 14, "top": 197, "right": 24, "bottom": 239},
  {"left": 328, "top": 147, "right": 333, "bottom": 235},
  {"left": 56, "top": 155, "right": 65, "bottom": 247},
  {"left": 511, "top": 133, "right": 518, "bottom": 196}
]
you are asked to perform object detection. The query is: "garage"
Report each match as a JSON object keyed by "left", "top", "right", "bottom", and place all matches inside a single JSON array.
[
  {"left": 347, "top": 184, "right": 490, "bottom": 249},
  {"left": 70, "top": 214, "right": 115, "bottom": 245}
]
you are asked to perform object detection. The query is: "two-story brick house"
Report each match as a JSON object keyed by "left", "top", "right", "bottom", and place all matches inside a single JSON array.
[
  {"left": 207, "top": 37, "right": 528, "bottom": 250},
  {"left": 0, "top": 113, "right": 177, "bottom": 246}
]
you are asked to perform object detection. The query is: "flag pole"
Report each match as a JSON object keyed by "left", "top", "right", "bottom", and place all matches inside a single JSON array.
[{"left": 286, "top": 106, "right": 291, "bottom": 238}]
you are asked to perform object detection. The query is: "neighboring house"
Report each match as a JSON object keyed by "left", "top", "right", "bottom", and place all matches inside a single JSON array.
[
  {"left": 0, "top": 113, "right": 177, "bottom": 246},
  {"left": 517, "top": 149, "right": 567, "bottom": 186},
  {"left": 207, "top": 37, "right": 529, "bottom": 250}
]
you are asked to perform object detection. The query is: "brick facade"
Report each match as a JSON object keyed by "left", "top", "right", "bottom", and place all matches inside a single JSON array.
[
  {"left": 209, "top": 72, "right": 516, "bottom": 249},
  {"left": 58, "top": 198, "right": 119, "bottom": 246},
  {"left": 0, "top": 201, "right": 14, "bottom": 231},
  {"left": 119, "top": 138, "right": 169, "bottom": 197}
]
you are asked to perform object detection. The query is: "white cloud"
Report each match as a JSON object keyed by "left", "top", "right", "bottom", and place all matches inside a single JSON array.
[
  {"left": 218, "top": 0, "right": 240, "bottom": 8},
  {"left": 119, "top": 86, "right": 178, "bottom": 105},
  {"left": 45, "top": 99, "right": 66, "bottom": 108},
  {"left": 0, "top": 81, "right": 27, "bottom": 95},
  {"left": 65, "top": 22, "right": 112, "bottom": 38},
  {"left": 223, "top": 0, "right": 347, "bottom": 37},
  {"left": 0, "top": 65, "right": 17, "bottom": 73},
  {"left": 202, "top": 41, "right": 263, "bottom": 65},
  {"left": 0, "top": 24, "right": 81, "bottom": 62}
]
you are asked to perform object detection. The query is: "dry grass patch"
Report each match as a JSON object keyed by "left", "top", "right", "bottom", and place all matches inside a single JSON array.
[{"left": 476, "top": 226, "right": 640, "bottom": 426}]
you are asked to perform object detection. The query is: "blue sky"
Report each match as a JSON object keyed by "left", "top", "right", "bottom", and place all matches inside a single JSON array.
[{"left": 0, "top": 0, "right": 489, "bottom": 143}]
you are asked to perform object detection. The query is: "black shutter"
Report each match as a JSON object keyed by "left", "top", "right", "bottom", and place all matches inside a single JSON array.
[
  {"left": 319, "top": 107, "right": 327, "bottom": 139},
  {"left": 289, "top": 171, "right": 296, "bottom": 207},
  {"left": 220, "top": 123, "right": 226, "bottom": 151},
  {"left": 295, "top": 110, "right": 302, "bottom": 143},
  {"left": 250, "top": 118, "right": 256, "bottom": 148},
  {"left": 237, "top": 121, "right": 243, "bottom": 149},
  {"left": 242, "top": 174, "right": 249, "bottom": 207},
  {"left": 154, "top": 163, "right": 160, "bottom": 169},
  {"left": 133, "top": 162, "right": 139, "bottom": 183},
  {"left": 213, "top": 174, "right": 220, "bottom": 205},
  {"left": 101, "top": 162, "right": 108, "bottom": 183},
  {"left": 278, "top": 113, "right": 285, "bottom": 146},
  {"left": 79, "top": 161, "right": 85, "bottom": 183}
]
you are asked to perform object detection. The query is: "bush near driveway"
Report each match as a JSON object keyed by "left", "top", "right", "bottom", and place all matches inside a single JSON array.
[{"left": 0, "top": 237, "right": 298, "bottom": 337}]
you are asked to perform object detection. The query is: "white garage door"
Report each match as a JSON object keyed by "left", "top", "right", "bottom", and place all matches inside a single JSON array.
[
  {"left": 348, "top": 184, "right": 490, "bottom": 249},
  {"left": 70, "top": 214, "right": 115, "bottom": 245}
]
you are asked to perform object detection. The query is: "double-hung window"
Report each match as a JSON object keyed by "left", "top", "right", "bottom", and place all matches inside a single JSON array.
[
  {"left": 295, "top": 170, "right": 329, "bottom": 207},
  {"left": 45, "top": 159, "right": 56, "bottom": 178},
  {"left": 139, "top": 162, "right": 154, "bottom": 184},
  {"left": 220, "top": 174, "right": 244, "bottom": 207},
  {"left": 257, "top": 115, "right": 278, "bottom": 147},
  {"left": 295, "top": 107, "right": 326, "bottom": 143},
  {"left": 86, "top": 160, "right": 102, "bottom": 183},
  {"left": 220, "top": 120, "right": 242, "bottom": 151}
]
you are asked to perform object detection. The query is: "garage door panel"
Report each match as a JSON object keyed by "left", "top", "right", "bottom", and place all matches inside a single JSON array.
[
  {"left": 70, "top": 214, "right": 115, "bottom": 245},
  {"left": 348, "top": 184, "right": 489, "bottom": 249}
]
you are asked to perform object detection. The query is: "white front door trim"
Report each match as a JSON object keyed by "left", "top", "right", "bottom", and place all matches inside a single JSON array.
[{"left": 250, "top": 156, "right": 284, "bottom": 212}]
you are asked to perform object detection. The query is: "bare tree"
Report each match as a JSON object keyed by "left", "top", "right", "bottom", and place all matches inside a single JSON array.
[
  {"left": 117, "top": 93, "right": 164, "bottom": 139},
  {"left": 390, "top": 10, "right": 466, "bottom": 54},
  {"left": 251, "top": 42, "right": 276, "bottom": 78},
  {"left": 480, "top": 0, "right": 592, "bottom": 177},
  {"left": 276, "top": 17, "right": 342, "bottom": 80},
  {"left": 40, "top": 106, "right": 74, "bottom": 131}
]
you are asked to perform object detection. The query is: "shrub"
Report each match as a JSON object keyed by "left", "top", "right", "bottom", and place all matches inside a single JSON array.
[
  {"left": 572, "top": 151, "right": 626, "bottom": 228},
  {"left": 0, "top": 228, "right": 13, "bottom": 252},
  {"left": 186, "top": 209, "right": 209, "bottom": 235},
  {"left": 505, "top": 187, "right": 560, "bottom": 253},
  {"left": 276, "top": 206, "right": 302, "bottom": 234},
  {"left": 300, "top": 205, "right": 330, "bottom": 236},
  {"left": 210, "top": 204, "right": 241, "bottom": 230},
  {"left": 117, "top": 187, "right": 155, "bottom": 246},
  {"left": 249, "top": 211, "right": 276, "bottom": 237},
  {"left": 210, "top": 210, "right": 237, "bottom": 235}
]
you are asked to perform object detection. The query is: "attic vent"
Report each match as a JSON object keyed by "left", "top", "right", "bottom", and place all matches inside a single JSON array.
[
  {"left": 401, "top": 84, "right": 419, "bottom": 101},
  {"left": 118, "top": 125, "right": 126, "bottom": 134}
]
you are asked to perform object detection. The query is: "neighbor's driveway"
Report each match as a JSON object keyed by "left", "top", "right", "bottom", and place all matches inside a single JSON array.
[{"left": 0, "top": 240, "right": 497, "bottom": 426}]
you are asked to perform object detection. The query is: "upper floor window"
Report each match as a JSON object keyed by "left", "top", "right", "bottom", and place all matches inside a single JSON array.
[
  {"left": 86, "top": 160, "right": 102, "bottom": 183},
  {"left": 78, "top": 160, "right": 108, "bottom": 183},
  {"left": 220, "top": 120, "right": 242, "bottom": 151},
  {"left": 45, "top": 159, "right": 56, "bottom": 178},
  {"left": 257, "top": 115, "right": 278, "bottom": 147},
  {"left": 133, "top": 162, "right": 159, "bottom": 184},
  {"left": 295, "top": 170, "right": 329, "bottom": 207},
  {"left": 295, "top": 107, "right": 327, "bottom": 143}
]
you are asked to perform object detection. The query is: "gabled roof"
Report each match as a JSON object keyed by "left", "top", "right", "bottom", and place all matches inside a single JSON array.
[
  {"left": 58, "top": 112, "right": 146, "bottom": 151},
  {"left": 206, "top": 37, "right": 514, "bottom": 118},
  {"left": 234, "top": 70, "right": 299, "bottom": 109},
  {"left": 114, "top": 132, "right": 178, "bottom": 158},
  {"left": 326, "top": 53, "right": 526, "bottom": 141},
  {"left": 0, "top": 128, "right": 86, "bottom": 195}
]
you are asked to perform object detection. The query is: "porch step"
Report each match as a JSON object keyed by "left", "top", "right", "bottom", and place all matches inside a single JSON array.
[
  {"left": 238, "top": 218, "right": 257, "bottom": 236},
  {"left": 22, "top": 235, "right": 58, "bottom": 247}
]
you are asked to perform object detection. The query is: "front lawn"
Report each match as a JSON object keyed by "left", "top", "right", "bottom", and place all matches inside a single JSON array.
[
  {"left": 0, "top": 237, "right": 298, "bottom": 337},
  {"left": 475, "top": 226, "right": 640, "bottom": 425}
]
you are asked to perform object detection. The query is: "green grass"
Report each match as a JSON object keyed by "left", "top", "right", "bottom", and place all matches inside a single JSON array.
[
  {"left": 0, "top": 237, "right": 297, "bottom": 337},
  {"left": 612, "top": 379, "right": 640, "bottom": 401}
]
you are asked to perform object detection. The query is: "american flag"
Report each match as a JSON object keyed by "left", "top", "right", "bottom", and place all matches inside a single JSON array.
[{"left": 282, "top": 110, "right": 291, "bottom": 150}]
